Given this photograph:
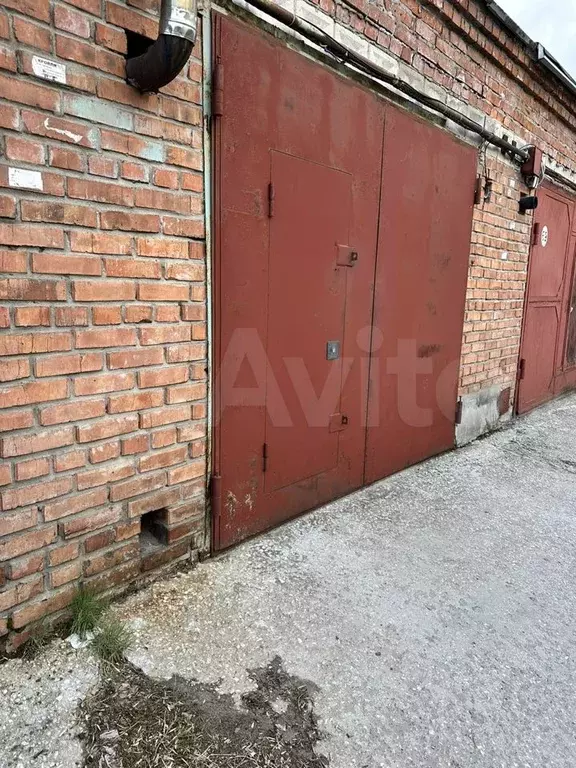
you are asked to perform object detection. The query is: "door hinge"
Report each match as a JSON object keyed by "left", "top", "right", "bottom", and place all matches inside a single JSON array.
[
  {"left": 210, "top": 474, "right": 222, "bottom": 520},
  {"left": 262, "top": 443, "right": 268, "bottom": 472},
  {"left": 455, "top": 399, "right": 463, "bottom": 425},
  {"left": 212, "top": 61, "right": 224, "bottom": 118},
  {"left": 519, "top": 358, "right": 526, "bottom": 380},
  {"left": 267, "top": 183, "right": 275, "bottom": 218}
]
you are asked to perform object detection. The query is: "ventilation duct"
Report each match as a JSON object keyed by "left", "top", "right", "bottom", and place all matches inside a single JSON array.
[{"left": 126, "top": 0, "right": 197, "bottom": 93}]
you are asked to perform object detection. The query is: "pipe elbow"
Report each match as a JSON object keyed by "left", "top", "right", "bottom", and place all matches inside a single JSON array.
[{"left": 126, "top": 0, "right": 197, "bottom": 93}]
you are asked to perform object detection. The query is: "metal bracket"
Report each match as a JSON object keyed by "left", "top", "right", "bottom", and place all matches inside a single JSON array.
[
  {"left": 326, "top": 341, "right": 340, "bottom": 360},
  {"left": 329, "top": 413, "right": 349, "bottom": 432},
  {"left": 336, "top": 245, "right": 358, "bottom": 267}
]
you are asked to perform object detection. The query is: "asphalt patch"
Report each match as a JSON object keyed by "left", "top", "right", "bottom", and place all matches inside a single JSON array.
[{"left": 80, "top": 656, "right": 329, "bottom": 767}]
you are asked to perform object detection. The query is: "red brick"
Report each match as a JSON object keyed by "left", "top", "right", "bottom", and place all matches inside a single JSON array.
[
  {"left": 137, "top": 237, "right": 188, "bottom": 259},
  {"left": 153, "top": 169, "right": 179, "bottom": 188},
  {"left": 108, "top": 347, "right": 164, "bottom": 369},
  {"left": 138, "top": 282, "right": 189, "bottom": 301},
  {"left": 167, "top": 382, "right": 206, "bottom": 404},
  {"left": 100, "top": 210, "right": 160, "bottom": 232},
  {"left": 15, "top": 457, "right": 50, "bottom": 481},
  {"left": 76, "top": 414, "right": 139, "bottom": 443},
  {"left": 50, "top": 560, "right": 81, "bottom": 588},
  {"left": 35, "top": 352, "right": 102, "bottom": 377},
  {"left": 121, "top": 434, "right": 149, "bottom": 455},
  {"left": 14, "top": 306, "right": 50, "bottom": 327},
  {"left": 0, "top": 575, "right": 44, "bottom": 612},
  {"left": 92, "top": 305, "right": 122, "bottom": 325},
  {"left": 0, "top": 278, "right": 65, "bottom": 301},
  {"left": 108, "top": 389, "right": 164, "bottom": 414},
  {"left": 166, "top": 262, "right": 205, "bottom": 281},
  {"left": 95, "top": 22, "right": 127, "bottom": 53},
  {"left": 0, "top": 332, "right": 71, "bottom": 356},
  {"left": 0, "top": 250, "right": 27, "bottom": 273},
  {"left": 76, "top": 327, "right": 137, "bottom": 348},
  {"left": 5, "top": 135, "right": 45, "bottom": 164},
  {"left": 88, "top": 156, "right": 118, "bottom": 178},
  {"left": 0, "top": 224, "right": 64, "bottom": 249},
  {"left": 59, "top": 505, "right": 121, "bottom": 538},
  {"left": 140, "top": 404, "right": 191, "bottom": 429},
  {"left": 0, "top": 508, "right": 37, "bottom": 537},
  {"left": 1, "top": 427, "right": 74, "bottom": 458},
  {"left": 1, "top": 0, "right": 50, "bottom": 22},
  {"left": 139, "top": 445, "right": 187, "bottom": 473},
  {"left": 140, "top": 325, "right": 190, "bottom": 345},
  {"left": 115, "top": 519, "right": 140, "bottom": 540},
  {"left": 0, "top": 410, "right": 35, "bottom": 433},
  {"left": 151, "top": 427, "right": 176, "bottom": 448},
  {"left": 73, "top": 280, "right": 136, "bottom": 301},
  {"left": 0, "top": 379, "right": 67, "bottom": 409},
  {"left": 0, "top": 194, "right": 16, "bottom": 218},
  {"left": 55, "top": 306, "right": 89, "bottom": 326},
  {"left": 44, "top": 486, "right": 108, "bottom": 521},
  {"left": 49, "top": 146, "right": 85, "bottom": 172},
  {"left": 84, "top": 528, "right": 115, "bottom": 553},
  {"left": 135, "top": 114, "right": 193, "bottom": 144},
  {"left": 166, "top": 146, "right": 202, "bottom": 170},
  {"left": 54, "top": 449, "right": 86, "bottom": 473},
  {"left": 138, "top": 365, "right": 189, "bottom": 388},
  {"left": 54, "top": 4, "right": 91, "bottom": 37},
  {"left": 84, "top": 540, "right": 139, "bottom": 577},
  {"left": 126, "top": 486, "right": 181, "bottom": 518},
  {"left": 0, "top": 72, "right": 58, "bottom": 111},
  {"left": 70, "top": 231, "right": 132, "bottom": 254},
  {"left": 89, "top": 441, "right": 120, "bottom": 464},
  {"left": 105, "top": 257, "right": 161, "bottom": 279},
  {"left": 68, "top": 177, "right": 133, "bottom": 206},
  {"left": 13, "top": 17, "right": 51, "bottom": 51},
  {"left": 21, "top": 200, "right": 97, "bottom": 227},
  {"left": 134, "top": 187, "right": 188, "bottom": 214},
  {"left": 105, "top": 1, "right": 157, "bottom": 37},
  {"left": 166, "top": 342, "right": 205, "bottom": 362},
  {"left": 7, "top": 552, "right": 45, "bottom": 579},
  {"left": 109, "top": 471, "right": 165, "bottom": 502},
  {"left": 0, "top": 526, "right": 57, "bottom": 564},
  {"left": 0, "top": 103, "right": 18, "bottom": 129},
  {"left": 155, "top": 305, "right": 180, "bottom": 322},
  {"left": 48, "top": 541, "right": 79, "bottom": 566},
  {"left": 125, "top": 305, "right": 153, "bottom": 323},
  {"left": 168, "top": 460, "right": 205, "bottom": 485},
  {"left": 40, "top": 398, "right": 106, "bottom": 426},
  {"left": 0, "top": 359, "right": 30, "bottom": 383},
  {"left": 77, "top": 461, "right": 135, "bottom": 490},
  {"left": 22, "top": 111, "right": 98, "bottom": 147},
  {"left": 121, "top": 161, "right": 148, "bottom": 182},
  {"left": 1, "top": 476, "right": 73, "bottom": 511},
  {"left": 162, "top": 216, "right": 204, "bottom": 238},
  {"left": 74, "top": 371, "right": 134, "bottom": 396},
  {"left": 11, "top": 585, "right": 75, "bottom": 629}
]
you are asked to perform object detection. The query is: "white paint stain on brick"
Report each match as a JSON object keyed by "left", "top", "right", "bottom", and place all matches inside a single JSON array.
[
  {"left": 43, "top": 118, "right": 83, "bottom": 144},
  {"left": 8, "top": 168, "right": 43, "bottom": 191}
]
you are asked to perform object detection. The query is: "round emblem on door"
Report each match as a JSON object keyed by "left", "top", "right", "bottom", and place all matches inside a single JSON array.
[{"left": 541, "top": 225, "right": 549, "bottom": 247}]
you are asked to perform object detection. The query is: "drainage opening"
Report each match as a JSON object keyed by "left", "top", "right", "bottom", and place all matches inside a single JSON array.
[
  {"left": 125, "top": 29, "right": 154, "bottom": 60},
  {"left": 140, "top": 509, "right": 168, "bottom": 553}
]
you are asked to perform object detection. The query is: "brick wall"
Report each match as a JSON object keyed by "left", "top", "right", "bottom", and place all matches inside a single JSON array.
[{"left": 0, "top": 0, "right": 207, "bottom": 650}]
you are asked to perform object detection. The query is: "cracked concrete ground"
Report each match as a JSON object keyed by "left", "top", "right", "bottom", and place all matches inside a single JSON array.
[{"left": 2, "top": 394, "right": 576, "bottom": 767}]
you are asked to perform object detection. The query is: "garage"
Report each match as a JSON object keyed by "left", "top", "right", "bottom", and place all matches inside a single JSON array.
[
  {"left": 211, "top": 13, "right": 476, "bottom": 549},
  {"left": 517, "top": 184, "right": 576, "bottom": 413}
]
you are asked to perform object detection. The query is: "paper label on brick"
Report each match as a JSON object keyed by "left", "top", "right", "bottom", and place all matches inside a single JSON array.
[
  {"left": 31, "top": 56, "right": 67, "bottom": 84},
  {"left": 8, "top": 168, "right": 43, "bottom": 191}
]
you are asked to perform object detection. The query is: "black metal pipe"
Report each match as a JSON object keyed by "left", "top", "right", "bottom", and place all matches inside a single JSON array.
[{"left": 126, "top": 0, "right": 197, "bottom": 93}]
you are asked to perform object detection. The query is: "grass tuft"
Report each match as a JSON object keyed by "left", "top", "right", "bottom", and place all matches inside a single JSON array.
[
  {"left": 91, "top": 616, "right": 133, "bottom": 664},
  {"left": 70, "top": 587, "right": 106, "bottom": 638}
]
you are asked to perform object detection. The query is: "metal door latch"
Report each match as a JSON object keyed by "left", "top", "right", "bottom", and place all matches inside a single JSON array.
[
  {"left": 326, "top": 341, "right": 340, "bottom": 360},
  {"left": 336, "top": 245, "right": 358, "bottom": 266}
]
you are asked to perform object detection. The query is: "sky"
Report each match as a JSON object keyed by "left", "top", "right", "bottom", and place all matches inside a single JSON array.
[{"left": 496, "top": 0, "right": 576, "bottom": 78}]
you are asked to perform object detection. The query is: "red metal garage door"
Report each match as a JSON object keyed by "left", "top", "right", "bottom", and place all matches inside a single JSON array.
[
  {"left": 517, "top": 185, "right": 576, "bottom": 414},
  {"left": 212, "top": 13, "right": 475, "bottom": 550},
  {"left": 212, "top": 13, "right": 383, "bottom": 550},
  {"left": 365, "top": 108, "right": 476, "bottom": 482}
]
